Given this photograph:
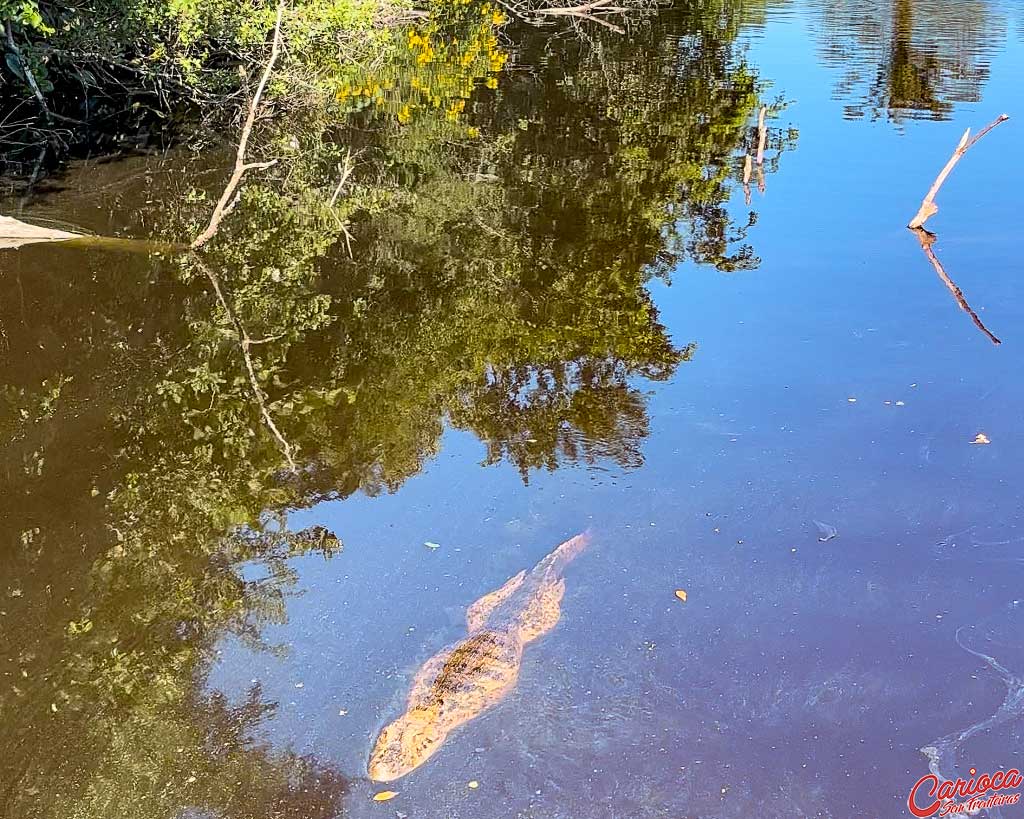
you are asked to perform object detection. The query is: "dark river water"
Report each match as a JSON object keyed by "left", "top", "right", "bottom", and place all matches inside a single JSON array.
[{"left": 3, "top": 1, "right": 1024, "bottom": 817}]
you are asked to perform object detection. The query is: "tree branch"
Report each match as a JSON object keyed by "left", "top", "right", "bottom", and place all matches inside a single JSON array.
[
  {"left": 528, "top": 0, "right": 628, "bottom": 32},
  {"left": 192, "top": 1, "right": 286, "bottom": 249},
  {"left": 534, "top": 0, "right": 623, "bottom": 12},
  {"left": 907, "top": 114, "right": 1009, "bottom": 230}
]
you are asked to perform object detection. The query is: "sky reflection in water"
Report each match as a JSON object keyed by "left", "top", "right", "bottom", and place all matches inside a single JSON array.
[{"left": 219, "top": 4, "right": 1024, "bottom": 816}]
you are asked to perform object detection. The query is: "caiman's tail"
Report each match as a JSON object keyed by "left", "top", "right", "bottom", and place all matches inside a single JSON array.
[{"left": 535, "top": 531, "right": 591, "bottom": 577}]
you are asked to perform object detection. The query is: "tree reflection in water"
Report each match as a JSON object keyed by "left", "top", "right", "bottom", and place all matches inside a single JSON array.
[{"left": 0, "top": 2, "right": 793, "bottom": 815}]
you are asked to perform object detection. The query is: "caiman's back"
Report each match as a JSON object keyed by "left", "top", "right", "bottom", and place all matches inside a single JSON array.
[{"left": 367, "top": 532, "right": 591, "bottom": 782}]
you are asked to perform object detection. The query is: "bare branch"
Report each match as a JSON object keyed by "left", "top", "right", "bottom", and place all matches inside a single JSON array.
[
  {"left": 244, "top": 333, "right": 286, "bottom": 346},
  {"left": 907, "top": 114, "right": 1009, "bottom": 230},
  {"left": 192, "top": 1, "right": 287, "bottom": 249},
  {"left": 241, "top": 159, "right": 280, "bottom": 172},
  {"left": 569, "top": 12, "right": 625, "bottom": 33},
  {"left": 527, "top": 0, "right": 629, "bottom": 33},
  {"left": 472, "top": 0, "right": 641, "bottom": 36},
  {"left": 534, "top": 0, "right": 621, "bottom": 12}
]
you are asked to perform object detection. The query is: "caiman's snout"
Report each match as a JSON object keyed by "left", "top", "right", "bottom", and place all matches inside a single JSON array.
[
  {"left": 368, "top": 707, "right": 444, "bottom": 781},
  {"left": 367, "top": 757, "right": 403, "bottom": 783}
]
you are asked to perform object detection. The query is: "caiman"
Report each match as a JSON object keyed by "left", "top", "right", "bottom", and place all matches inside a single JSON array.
[{"left": 368, "top": 531, "right": 591, "bottom": 782}]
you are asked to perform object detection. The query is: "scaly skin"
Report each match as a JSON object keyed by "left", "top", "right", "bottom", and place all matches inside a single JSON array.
[{"left": 368, "top": 532, "right": 590, "bottom": 781}]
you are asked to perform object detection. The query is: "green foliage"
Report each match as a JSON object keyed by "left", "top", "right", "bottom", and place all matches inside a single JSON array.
[
  {"left": 0, "top": 0, "right": 50, "bottom": 31},
  {"left": 2, "top": 0, "right": 410, "bottom": 108}
]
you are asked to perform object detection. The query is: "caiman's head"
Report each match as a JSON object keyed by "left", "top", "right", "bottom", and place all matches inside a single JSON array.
[{"left": 367, "top": 705, "right": 444, "bottom": 782}]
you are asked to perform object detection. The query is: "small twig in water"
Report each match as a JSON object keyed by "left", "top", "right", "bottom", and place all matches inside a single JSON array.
[{"left": 907, "top": 114, "right": 1009, "bottom": 230}]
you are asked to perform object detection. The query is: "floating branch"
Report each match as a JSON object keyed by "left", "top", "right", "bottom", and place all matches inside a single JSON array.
[
  {"left": 911, "top": 227, "right": 1001, "bottom": 346},
  {"left": 907, "top": 114, "right": 1009, "bottom": 230},
  {"left": 192, "top": 1, "right": 286, "bottom": 249}
]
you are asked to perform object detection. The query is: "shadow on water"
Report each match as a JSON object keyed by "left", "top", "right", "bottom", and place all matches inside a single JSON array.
[{"left": 0, "top": 1, "right": 790, "bottom": 816}]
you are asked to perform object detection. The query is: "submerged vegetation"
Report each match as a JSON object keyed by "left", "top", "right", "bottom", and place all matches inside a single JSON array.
[{"left": 1, "top": 0, "right": 793, "bottom": 815}]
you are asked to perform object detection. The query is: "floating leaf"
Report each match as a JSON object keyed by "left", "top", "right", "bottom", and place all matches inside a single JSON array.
[
  {"left": 674, "top": 589, "right": 687, "bottom": 603},
  {"left": 373, "top": 791, "right": 399, "bottom": 802},
  {"left": 813, "top": 520, "right": 838, "bottom": 542}
]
